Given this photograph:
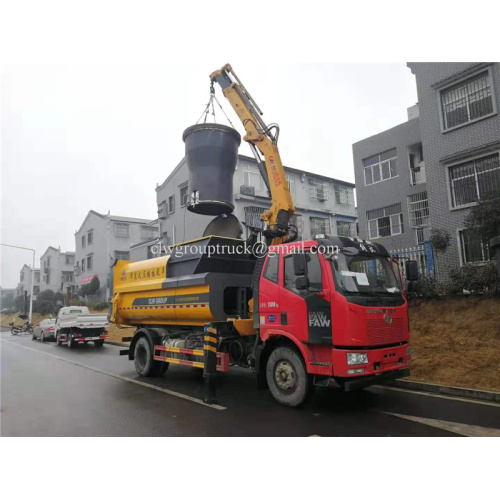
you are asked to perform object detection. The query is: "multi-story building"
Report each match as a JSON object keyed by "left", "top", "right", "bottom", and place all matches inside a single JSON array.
[
  {"left": 74, "top": 210, "right": 159, "bottom": 298},
  {"left": 353, "top": 62, "right": 499, "bottom": 281},
  {"left": 16, "top": 264, "right": 40, "bottom": 300},
  {"left": 155, "top": 155, "right": 357, "bottom": 250},
  {"left": 353, "top": 105, "right": 427, "bottom": 252},
  {"left": 407, "top": 62, "right": 500, "bottom": 279},
  {"left": 40, "top": 246, "right": 76, "bottom": 295}
]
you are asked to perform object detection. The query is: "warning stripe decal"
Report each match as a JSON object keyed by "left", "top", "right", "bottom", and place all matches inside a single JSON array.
[{"left": 119, "top": 303, "right": 209, "bottom": 311}]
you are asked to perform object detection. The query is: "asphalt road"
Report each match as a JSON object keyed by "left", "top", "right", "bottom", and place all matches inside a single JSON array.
[{"left": 2, "top": 328, "right": 500, "bottom": 436}]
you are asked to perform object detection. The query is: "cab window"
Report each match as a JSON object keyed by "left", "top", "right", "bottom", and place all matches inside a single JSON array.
[
  {"left": 263, "top": 253, "right": 279, "bottom": 284},
  {"left": 284, "top": 252, "right": 323, "bottom": 293}
]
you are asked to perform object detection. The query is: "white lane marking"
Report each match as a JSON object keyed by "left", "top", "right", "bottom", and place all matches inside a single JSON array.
[
  {"left": 372, "top": 385, "right": 500, "bottom": 408},
  {"left": 1, "top": 339, "right": 226, "bottom": 411},
  {"left": 383, "top": 412, "right": 500, "bottom": 437}
]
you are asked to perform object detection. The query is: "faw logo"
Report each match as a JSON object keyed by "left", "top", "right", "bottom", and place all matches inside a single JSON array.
[{"left": 308, "top": 311, "right": 331, "bottom": 328}]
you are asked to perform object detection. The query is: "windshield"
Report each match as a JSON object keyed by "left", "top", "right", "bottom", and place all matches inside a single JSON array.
[{"left": 329, "top": 253, "right": 402, "bottom": 297}]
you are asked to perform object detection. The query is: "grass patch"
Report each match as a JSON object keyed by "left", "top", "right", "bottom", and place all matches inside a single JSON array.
[{"left": 408, "top": 297, "right": 500, "bottom": 392}]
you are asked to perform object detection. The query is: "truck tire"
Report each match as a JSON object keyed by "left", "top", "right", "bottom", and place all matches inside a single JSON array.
[
  {"left": 67, "top": 333, "right": 75, "bottom": 349},
  {"left": 94, "top": 339, "right": 104, "bottom": 348},
  {"left": 56, "top": 333, "right": 62, "bottom": 346},
  {"left": 134, "top": 337, "right": 169, "bottom": 377},
  {"left": 266, "top": 346, "right": 313, "bottom": 408}
]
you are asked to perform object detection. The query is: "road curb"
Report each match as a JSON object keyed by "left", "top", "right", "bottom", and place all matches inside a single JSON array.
[{"left": 383, "top": 379, "right": 500, "bottom": 403}]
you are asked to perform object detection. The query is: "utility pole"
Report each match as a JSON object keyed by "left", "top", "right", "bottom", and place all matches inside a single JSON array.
[{"left": 1, "top": 244, "right": 36, "bottom": 323}]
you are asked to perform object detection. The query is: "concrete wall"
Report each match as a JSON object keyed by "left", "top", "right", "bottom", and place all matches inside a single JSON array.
[
  {"left": 408, "top": 62, "right": 500, "bottom": 280},
  {"left": 353, "top": 116, "right": 425, "bottom": 251},
  {"left": 156, "top": 155, "right": 357, "bottom": 248}
]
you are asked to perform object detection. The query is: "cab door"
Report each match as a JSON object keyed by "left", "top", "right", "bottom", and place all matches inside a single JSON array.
[
  {"left": 280, "top": 251, "right": 332, "bottom": 345},
  {"left": 259, "top": 252, "right": 281, "bottom": 329}
]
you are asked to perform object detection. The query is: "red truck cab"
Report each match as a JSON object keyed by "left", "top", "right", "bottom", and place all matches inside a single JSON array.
[{"left": 256, "top": 236, "right": 410, "bottom": 404}]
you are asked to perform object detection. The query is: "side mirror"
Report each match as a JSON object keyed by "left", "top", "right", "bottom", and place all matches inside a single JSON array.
[
  {"left": 293, "top": 253, "right": 307, "bottom": 276},
  {"left": 405, "top": 260, "right": 419, "bottom": 281},
  {"left": 295, "top": 276, "right": 309, "bottom": 290}
]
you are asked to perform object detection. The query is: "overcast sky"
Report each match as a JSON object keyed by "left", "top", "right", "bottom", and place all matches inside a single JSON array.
[{"left": 1, "top": 62, "right": 417, "bottom": 288}]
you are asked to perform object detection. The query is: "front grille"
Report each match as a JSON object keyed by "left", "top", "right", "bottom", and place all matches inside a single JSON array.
[{"left": 366, "top": 318, "right": 405, "bottom": 346}]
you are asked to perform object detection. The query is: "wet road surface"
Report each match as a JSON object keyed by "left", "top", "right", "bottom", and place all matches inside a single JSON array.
[{"left": 2, "top": 329, "right": 500, "bottom": 436}]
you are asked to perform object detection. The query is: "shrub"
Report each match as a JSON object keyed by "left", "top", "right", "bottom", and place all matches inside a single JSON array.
[
  {"left": 410, "top": 275, "right": 440, "bottom": 299},
  {"left": 92, "top": 301, "right": 109, "bottom": 311},
  {"left": 429, "top": 229, "right": 451, "bottom": 254},
  {"left": 448, "top": 262, "right": 498, "bottom": 296},
  {"left": 78, "top": 276, "right": 100, "bottom": 297},
  {"left": 70, "top": 298, "right": 86, "bottom": 306}
]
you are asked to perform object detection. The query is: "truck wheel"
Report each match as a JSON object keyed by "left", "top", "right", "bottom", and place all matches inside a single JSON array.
[
  {"left": 266, "top": 346, "right": 313, "bottom": 408},
  {"left": 94, "top": 339, "right": 104, "bottom": 348},
  {"left": 56, "top": 334, "right": 62, "bottom": 346},
  {"left": 67, "top": 333, "right": 75, "bottom": 349},
  {"left": 134, "top": 337, "right": 168, "bottom": 377}
]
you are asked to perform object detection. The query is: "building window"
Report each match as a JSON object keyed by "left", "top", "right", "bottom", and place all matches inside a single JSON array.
[
  {"left": 286, "top": 174, "right": 296, "bottom": 196},
  {"left": 459, "top": 229, "right": 491, "bottom": 264},
  {"left": 336, "top": 220, "right": 356, "bottom": 237},
  {"left": 115, "top": 251, "right": 130, "bottom": 260},
  {"left": 441, "top": 70, "right": 494, "bottom": 131},
  {"left": 334, "top": 184, "right": 354, "bottom": 205},
  {"left": 113, "top": 222, "right": 130, "bottom": 238},
  {"left": 87, "top": 230, "right": 93, "bottom": 245},
  {"left": 81, "top": 259, "right": 86, "bottom": 272},
  {"left": 180, "top": 184, "right": 189, "bottom": 207},
  {"left": 244, "top": 206, "right": 266, "bottom": 230},
  {"left": 408, "top": 143, "right": 426, "bottom": 185},
  {"left": 87, "top": 254, "right": 93, "bottom": 271},
  {"left": 147, "top": 245, "right": 157, "bottom": 259},
  {"left": 310, "top": 216, "right": 330, "bottom": 236},
  {"left": 367, "top": 203, "right": 404, "bottom": 239},
  {"left": 308, "top": 178, "right": 327, "bottom": 201},
  {"left": 168, "top": 195, "right": 175, "bottom": 214},
  {"left": 407, "top": 191, "right": 430, "bottom": 227},
  {"left": 449, "top": 153, "right": 500, "bottom": 208},
  {"left": 244, "top": 165, "right": 263, "bottom": 190},
  {"left": 141, "top": 225, "right": 157, "bottom": 241},
  {"left": 289, "top": 214, "right": 303, "bottom": 239},
  {"left": 81, "top": 235, "right": 85, "bottom": 248},
  {"left": 416, "top": 227, "right": 425, "bottom": 246},
  {"left": 65, "top": 255, "right": 74, "bottom": 265},
  {"left": 363, "top": 148, "right": 397, "bottom": 185}
]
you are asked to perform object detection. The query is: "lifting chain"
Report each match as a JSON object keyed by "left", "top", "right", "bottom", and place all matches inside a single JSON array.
[{"left": 195, "top": 82, "right": 235, "bottom": 128}]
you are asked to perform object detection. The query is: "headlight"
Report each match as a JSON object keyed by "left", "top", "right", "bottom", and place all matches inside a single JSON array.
[{"left": 346, "top": 352, "right": 368, "bottom": 365}]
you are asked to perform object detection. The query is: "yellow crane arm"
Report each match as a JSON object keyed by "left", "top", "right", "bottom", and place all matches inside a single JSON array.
[{"left": 210, "top": 64, "right": 295, "bottom": 244}]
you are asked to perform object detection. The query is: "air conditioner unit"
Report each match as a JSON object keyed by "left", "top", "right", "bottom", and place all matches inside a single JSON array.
[{"left": 240, "top": 185, "right": 255, "bottom": 196}]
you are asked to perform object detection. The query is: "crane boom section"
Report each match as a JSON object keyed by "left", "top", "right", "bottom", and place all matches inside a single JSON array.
[{"left": 211, "top": 64, "right": 295, "bottom": 240}]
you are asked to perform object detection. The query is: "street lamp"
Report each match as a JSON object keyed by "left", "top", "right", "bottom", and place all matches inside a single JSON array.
[{"left": 1, "top": 243, "right": 36, "bottom": 323}]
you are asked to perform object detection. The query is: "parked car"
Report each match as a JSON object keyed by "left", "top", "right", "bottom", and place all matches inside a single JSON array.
[{"left": 32, "top": 318, "right": 56, "bottom": 342}]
